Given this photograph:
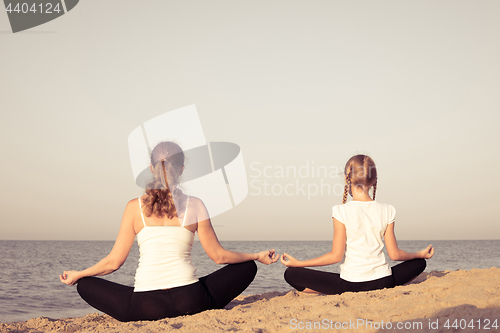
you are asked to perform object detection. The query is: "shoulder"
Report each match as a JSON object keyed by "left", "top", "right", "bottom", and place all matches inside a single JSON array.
[
  {"left": 186, "top": 196, "right": 210, "bottom": 221},
  {"left": 332, "top": 203, "right": 347, "bottom": 223},
  {"left": 118, "top": 198, "right": 142, "bottom": 228},
  {"left": 387, "top": 203, "right": 396, "bottom": 221},
  {"left": 332, "top": 201, "right": 355, "bottom": 212},
  {"left": 332, "top": 203, "right": 344, "bottom": 212},
  {"left": 126, "top": 197, "right": 141, "bottom": 210},
  {"left": 371, "top": 201, "right": 395, "bottom": 209},
  {"left": 377, "top": 202, "right": 396, "bottom": 213},
  {"left": 373, "top": 201, "right": 396, "bottom": 222},
  {"left": 387, "top": 203, "right": 396, "bottom": 212},
  {"left": 127, "top": 195, "right": 148, "bottom": 206},
  {"left": 186, "top": 196, "right": 205, "bottom": 208},
  {"left": 123, "top": 197, "right": 142, "bottom": 216}
]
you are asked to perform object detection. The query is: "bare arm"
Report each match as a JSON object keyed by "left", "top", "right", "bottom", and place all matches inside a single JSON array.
[
  {"left": 60, "top": 200, "right": 137, "bottom": 285},
  {"left": 384, "top": 222, "right": 434, "bottom": 261},
  {"left": 281, "top": 218, "right": 346, "bottom": 267},
  {"left": 195, "top": 199, "right": 277, "bottom": 265}
]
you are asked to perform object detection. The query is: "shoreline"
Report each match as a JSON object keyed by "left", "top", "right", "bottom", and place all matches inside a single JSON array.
[{"left": 2, "top": 268, "right": 499, "bottom": 332}]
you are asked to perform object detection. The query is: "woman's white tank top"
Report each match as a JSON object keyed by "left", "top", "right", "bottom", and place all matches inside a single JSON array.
[{"left": 133, "top": 196, "right": 199, "bottom": 292}]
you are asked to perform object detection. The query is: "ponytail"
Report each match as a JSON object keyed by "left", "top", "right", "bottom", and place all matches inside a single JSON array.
[
  {"left": 161, "top": 159, "right": 168, "bottom": 189},
  {"left": 142, "top": 142, "right": 185, "bottom": 219},
  {"left": 142, "top": 163, "right": 177, "bottom": 219}
]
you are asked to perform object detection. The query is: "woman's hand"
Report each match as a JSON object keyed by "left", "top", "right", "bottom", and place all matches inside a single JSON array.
[
  {"left": 60, "top": 270, "right": 82, "bottom": 286},
  {"left": 256, "top": 249, "right": 279, "bottom": 265},
  {"left": 418, "top": 245, "right": 434, "bottom": 259},
  {"left": 280, "top": 253, "right": 301, "bottom": 267}
]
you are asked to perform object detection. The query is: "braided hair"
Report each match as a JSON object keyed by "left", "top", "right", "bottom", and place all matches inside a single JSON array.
[
  {"left": 342, "top": 168, "right": 352, "bottom": 204},
  {"left": 342, "top": 154, "right": 377, "bottom": 204}
]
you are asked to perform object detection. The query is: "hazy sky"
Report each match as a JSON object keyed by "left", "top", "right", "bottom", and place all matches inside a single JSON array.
[{"left": 1, "top": 1, "right": 499, "bottom": 241}]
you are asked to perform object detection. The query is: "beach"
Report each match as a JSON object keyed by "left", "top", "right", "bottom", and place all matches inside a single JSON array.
[{"left": 1, "top": 267, "right": 499, "bottom": 333}]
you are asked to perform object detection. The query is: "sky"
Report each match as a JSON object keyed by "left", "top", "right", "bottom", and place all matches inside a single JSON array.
[{"left": 1, "top": 1, "right": 499, "bottom": 241}]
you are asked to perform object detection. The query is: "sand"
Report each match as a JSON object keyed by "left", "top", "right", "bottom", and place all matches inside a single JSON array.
[{"left": 1, "top": 268, "right": 499, "bottom": 333}]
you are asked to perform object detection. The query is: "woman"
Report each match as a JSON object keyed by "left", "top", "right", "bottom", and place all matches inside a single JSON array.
[{"left": 60, "top": 141, "right": 278, "bottom": 322}]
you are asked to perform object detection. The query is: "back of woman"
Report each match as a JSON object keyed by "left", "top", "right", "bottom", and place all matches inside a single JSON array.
[
  {"left": 60, "top": 141, "right": 278, "bottom": 322},
  {"left": 134, "top": 196, "right": 198, "bottom": 292}
]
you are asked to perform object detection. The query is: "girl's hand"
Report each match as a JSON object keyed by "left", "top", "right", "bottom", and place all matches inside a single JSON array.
[
  {"left": 256, "top": 249, "right": 279, "bottom": 265},
  {"left": 280, "top": 253, "right": 300, "bottom": 267},
  {"left": 59, "top": 270, "right": 82, "bottom": 286},
  {"left": 418, "top": 245, "right": 434, "bottom": 259}
]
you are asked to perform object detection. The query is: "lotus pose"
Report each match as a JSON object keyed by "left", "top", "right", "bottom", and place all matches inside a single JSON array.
[
  {"left": 281, "top": 154, "right": 433, "bottom": 294},
  {"left": 60, "top": 141, "right": 278, "bottom": 322}
]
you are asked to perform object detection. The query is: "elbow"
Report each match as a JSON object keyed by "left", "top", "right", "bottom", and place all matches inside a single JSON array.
[
  {"left": 107, "top": 259, "right": 123, "bottom": 272},
  {"left": 110, "top": 263, "right": 121, "bottom": 271},
  {"left": 331, "top": 252, "right": 344, "bottom": 264},
  {"left": 214, "top": 256, "right": 226, "bottom": 265},
  {"left": 387, "top": 252, "right": 400, "bottom": 261},
  {"left": 212, "top": 251, "right": 227, "bottom": 265}
]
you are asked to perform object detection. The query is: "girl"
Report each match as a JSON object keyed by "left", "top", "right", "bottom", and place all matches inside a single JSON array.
[
  {"left": 60, "top": 141, "right": 278, "bottom": 322},
  {"left": 281, "top": 154, "right": 433, "bottom": 294}
]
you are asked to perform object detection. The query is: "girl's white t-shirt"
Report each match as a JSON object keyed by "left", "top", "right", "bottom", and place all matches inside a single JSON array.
[{"left": 332, "top": 200, "right": 396, "bottom": 282}]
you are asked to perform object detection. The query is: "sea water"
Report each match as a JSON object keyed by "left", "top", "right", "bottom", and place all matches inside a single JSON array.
[{"left": 0, "top": 240, "right": 499, "bottom": 323}]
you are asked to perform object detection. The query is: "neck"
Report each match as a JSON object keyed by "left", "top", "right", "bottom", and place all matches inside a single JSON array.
[{"left": 351, "top": 184, "right": 373, "bottom": 202}]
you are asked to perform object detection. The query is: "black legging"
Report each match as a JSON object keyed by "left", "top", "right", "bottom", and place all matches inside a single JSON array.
[
  {"left": 76, "top": 261, "right": 257, "bottom": 322},
  {"left": 284, "top": 259, "right": 426, "bottom": 295}
]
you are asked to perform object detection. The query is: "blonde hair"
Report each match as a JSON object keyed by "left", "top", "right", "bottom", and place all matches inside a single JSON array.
[
  {"left": 142, "top": 142, "right": 185, "bottom": 219},
  {"left": 342, "top": 155, "right": 377, "bottom": 204}
]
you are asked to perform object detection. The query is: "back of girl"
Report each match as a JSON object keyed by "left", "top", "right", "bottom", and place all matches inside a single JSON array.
[{"left": 281, "top": 154, "right": 434, "bottom": 294}]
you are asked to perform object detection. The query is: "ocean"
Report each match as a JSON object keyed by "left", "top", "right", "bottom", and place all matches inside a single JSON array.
[{"left": 1, "top": 240, "right": 499, "bottom": 323}]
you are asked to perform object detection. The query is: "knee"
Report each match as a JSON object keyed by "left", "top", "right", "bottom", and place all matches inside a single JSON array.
[
  {"left": 245, "top": 260, "right": 257, "bottom": 278},
  {"left": 284, "top": 267, "right": 306, "bottom": 291},
  {"left": 416, "top": 258, "right": 427, "bottom": 273},
  {"left": 76, "top": 277, "right": 96, "bottom": 298},
  {"left": 234, "top": 261, "right": 257, "bottom": 280},
  {"left": 406, "top": 258, "right": 426, "bottom": 277},
  {"left": 284, "top": 267, "right": 300, "bottom": 284},
  {"left": 76, "top": 277, "right": 89, "bottom": 294}
]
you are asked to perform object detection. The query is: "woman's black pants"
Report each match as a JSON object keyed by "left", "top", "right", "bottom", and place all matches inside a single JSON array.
[{"left": 76, "top": 261, "right": 257, "bottom": 322}]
